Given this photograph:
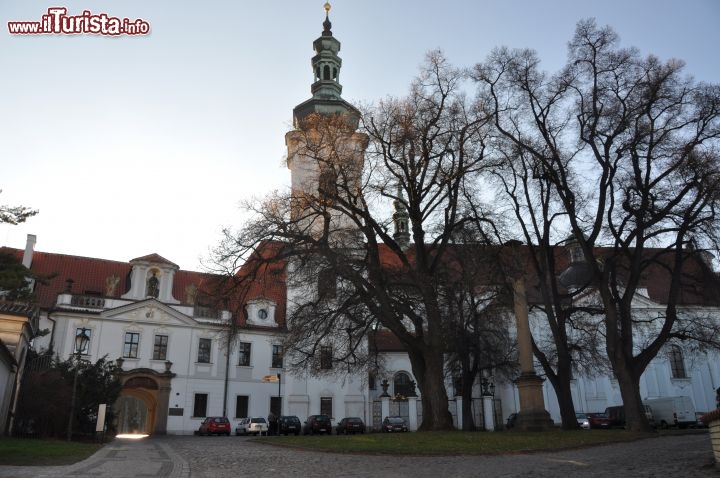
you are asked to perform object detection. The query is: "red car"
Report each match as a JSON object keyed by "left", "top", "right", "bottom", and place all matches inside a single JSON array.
[
  {"left": 587, "top": 413, "right": 611, "bottom": 429},
  {"left": 198, "top": 416, "right": 231, "bottom": 436}
]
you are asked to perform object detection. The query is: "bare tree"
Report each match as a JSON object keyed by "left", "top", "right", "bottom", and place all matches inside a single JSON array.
[
  {"left": 439, "top": 241, "right": 517, "bottom": 430},
  {"left": 212, "top": 51, "right": 496, "bottom": 431},
  {"left": 486, "top": 136, "right": 608, "bottom": 429},
  {"left": 474, "top": 19, "right": 720, "bottom": 431}
]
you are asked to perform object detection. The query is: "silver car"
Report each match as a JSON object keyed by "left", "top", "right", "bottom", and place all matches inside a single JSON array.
[
  {"left": 235, "top": 417, "right": 268, "bottom": 436},
  {"left": 576, "top": 412, "right": 590, "bottom": 429}
]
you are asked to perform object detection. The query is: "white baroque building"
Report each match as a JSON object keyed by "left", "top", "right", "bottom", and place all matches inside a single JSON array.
[{"left": 2, "top": 8, "right": 720, "bottom": 436}]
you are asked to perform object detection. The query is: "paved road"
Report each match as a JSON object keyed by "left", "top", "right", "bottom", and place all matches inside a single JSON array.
[{"left": 0, "top": 432, "right": 716, "bottom": 477}]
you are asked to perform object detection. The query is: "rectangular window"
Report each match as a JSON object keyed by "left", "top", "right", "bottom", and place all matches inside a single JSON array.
[
  {"left": 235, "top": 395, "right": 249, "bottom": 418},
  {"left": 198, "top": 338, "right": 211, "bottom": 363},
  {"left": 74, "top": 328, "right": 92, "bottom": 355},
  {"left": 669, "top": 345, "right": 687, "bottom": 379},
  {"left": 317, "top": 268, "right": 337, "bottom": 299},
  {"left": 237, "top": 342, "right": 251, "bottom": 366},
  {"left": 320, "top": 397, "right": 333, "bottom": 418},
  {"left": 320, "top": 346, "right": 333, "bottom": 369},
  {"left": 271, "top": 344, "right": 283, "bottom": 368},
  {"left": 153, "top": 334, "right": 168, "bottom": 360},
  {"left": 123, "top": 332, "right": 140, "bottom": 358},
  {"left": 193, "top": 393, "right": 208, "bottom": 418},
  {"left": 270, "top": 396, "right": 282, "bottom": 417}
]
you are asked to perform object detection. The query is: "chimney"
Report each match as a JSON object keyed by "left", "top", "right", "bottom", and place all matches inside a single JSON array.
[{"left": 22, "top": 234, "right": 36, "bottom": 269}]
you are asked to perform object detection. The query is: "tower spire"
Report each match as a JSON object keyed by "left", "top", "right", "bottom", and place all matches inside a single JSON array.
[
  {"left": 292, "top": 3, "right": 360, "bottom": 130},
  {"left": 393, "top": 184, "right": 411, "bottom": 249},
  {"left": 323, "top": 2, "right": 332, "bottom": 35}
]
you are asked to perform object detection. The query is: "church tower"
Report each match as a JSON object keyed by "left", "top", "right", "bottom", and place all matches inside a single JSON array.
[{"left": 285, "top": 3, "right": 368, "bottom": 240}]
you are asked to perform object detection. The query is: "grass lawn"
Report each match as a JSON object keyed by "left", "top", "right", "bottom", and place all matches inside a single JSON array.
[
  {"left": 259, "top": 429, "right": 653, "bottom": 455},
  {"left": 0, "top": 438, "right": 104, "bottom": 466}
]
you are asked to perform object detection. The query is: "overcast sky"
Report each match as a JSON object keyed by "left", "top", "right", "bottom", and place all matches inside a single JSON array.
[{"left": 1, "top": 0, "right": 718, "bottom": 271}]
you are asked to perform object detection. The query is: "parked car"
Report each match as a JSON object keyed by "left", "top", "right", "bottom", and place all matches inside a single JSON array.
[
  {"left": 381, "top": 416, "right": 408, "bottom": 432},
  {"left": 336, "top": 417, "right": 365, "bottom": 435},
  {"left": 605, "top": 406, "right": 625, "bottom": 428},
  {"left": 278, "top": 415, "right": 302, "bottom": 435},
  {"left": 235, "top": 417, "right": 268, "bottom": 436},
  {"left": 604, "top": 404, "right": 654, "bottom": 428},
  {"left": 303, "top": 415, "right": 332, "bottom": 435},
  {"left": 506, "top": 413, "right": 518, "bottom": 429},
  {"left": 198, "top": 416, "right": 231, "bottom": 436},
  {"left": 576, "top": 412, "right": 590, "bottom": 429},
  {"left": 587, "top": 412, "right": 611, "bottom": 429}
]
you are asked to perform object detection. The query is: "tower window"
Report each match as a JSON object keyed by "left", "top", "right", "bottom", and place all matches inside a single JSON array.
[
  {"left": 320, "top": 346, "right": 333, "bottom": 369},
  {"left": 323, "top": 65, "right": 331, "bottom": 80},
  {"left": 318, "top": 268, "right": 337, "bottom": 299}
]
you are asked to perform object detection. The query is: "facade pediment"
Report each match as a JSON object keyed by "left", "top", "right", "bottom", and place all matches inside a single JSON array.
[{"left": 100, "top": 299, "right": 198, "bottom": 326}]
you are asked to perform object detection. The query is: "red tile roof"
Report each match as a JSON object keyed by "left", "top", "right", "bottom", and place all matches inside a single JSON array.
[{"left": 0, "top": 247, "right": 286, "bottom": 328}]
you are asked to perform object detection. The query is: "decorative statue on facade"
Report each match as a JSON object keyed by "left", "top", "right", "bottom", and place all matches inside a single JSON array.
[
  {"left": 380, "top": 378, "right": 390, "bottom": 397},
  {"left": 146, "top": 272, "right": 160, "bottom": 298}
]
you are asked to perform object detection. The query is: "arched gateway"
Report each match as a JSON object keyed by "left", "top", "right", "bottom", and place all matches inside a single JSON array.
[{"left": 114, "top": 366, "right": 174, "bottom": 435}]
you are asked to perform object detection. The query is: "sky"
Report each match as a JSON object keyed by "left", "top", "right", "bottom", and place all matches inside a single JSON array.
[{"left": 1, "top": 0, "right": 718, "bottom": 272}]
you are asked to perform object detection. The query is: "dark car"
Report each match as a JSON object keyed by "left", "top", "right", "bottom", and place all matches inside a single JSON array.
[
  {"left": 278, "top": 415, "right": 302, "bottom": 436},
  {"left": 303, "top": 414, "right": 332, "bottom": 435},
  {"left": 587, "top": 412, "right": 611, "bottom": 429},
  {"left": 336, "top": 417, "right": 365, "bottom": 435},
  {"left": 381, "top": 416, "right": 408, "bottom": 432},
  {"left": 198, "top": 416, "right": 231, "bottom": 436},
  {"left": 506, "top": 413, "right": 518, "bottom": 429},
  {"left": 605, "top": 406, "right": 625, "bottom": 428}
]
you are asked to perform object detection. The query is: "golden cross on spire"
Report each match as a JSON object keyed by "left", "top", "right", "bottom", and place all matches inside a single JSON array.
[{"left": 324, "top": 2, "right": 331, "bottom": 14}]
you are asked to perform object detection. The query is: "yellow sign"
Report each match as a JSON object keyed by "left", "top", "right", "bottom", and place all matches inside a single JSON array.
[{"left": 262, "top": 374, "right": 279, "bottom": 383}]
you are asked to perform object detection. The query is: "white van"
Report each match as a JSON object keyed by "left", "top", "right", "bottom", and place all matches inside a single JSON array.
[{"left": 642, "top": 396, "right": 696, "bottom": 428}]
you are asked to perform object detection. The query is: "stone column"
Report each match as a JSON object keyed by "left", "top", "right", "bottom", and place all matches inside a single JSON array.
[
  {"left": 512, "top": 276, "right": 553, "bottom": 431},
  {"left": 454, "top": 396, "right": 463, "bottom": 430},
  {"left": 407, "top": 397, "right": 418, "bottom": 431},
  {"left": 380, "top": 396, "right": 390, "bottom": 424},
  {"left": 155, "top": 383, "right": 171, "bottom": 435},
  {"left": 483, "top": 395, "right": 495, "bottom": 431}
]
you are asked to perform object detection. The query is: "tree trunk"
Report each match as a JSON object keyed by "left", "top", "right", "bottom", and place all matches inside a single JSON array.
[
  {"left": 408, "top": 348, "right": 454, "bottom": 431},
  {"left": 461, "top": 371, "right": 476, "bottom": 431},
  {"left": 612, "top": 354, "right": 653, "bottom": 432},
  {"left": 554, "top": 370, "right": 579, "bottom": 430}
]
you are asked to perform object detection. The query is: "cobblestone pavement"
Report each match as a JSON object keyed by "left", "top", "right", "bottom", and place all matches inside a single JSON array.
[
  {"left": 0, "top": 432, "right": 716, "bottom": 478},
  {"left": 167, "top": 433, "right": 717, "bottom": 478}
]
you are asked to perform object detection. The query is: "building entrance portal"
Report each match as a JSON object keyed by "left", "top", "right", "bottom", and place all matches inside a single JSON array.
[
  {"left": 116, "top": 395, "right": 151, "bottom": 434},
  {"left": 115, "top": 368, "right": 175, "bottom": 436}
]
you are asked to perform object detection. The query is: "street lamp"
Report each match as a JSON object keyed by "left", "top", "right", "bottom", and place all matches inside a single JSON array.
[
  {"left": 67, "top": 327, "right": 90, "bottom": 441},
  {"left": 277, "top": 373, "right": 281, "bottom": 416}
]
